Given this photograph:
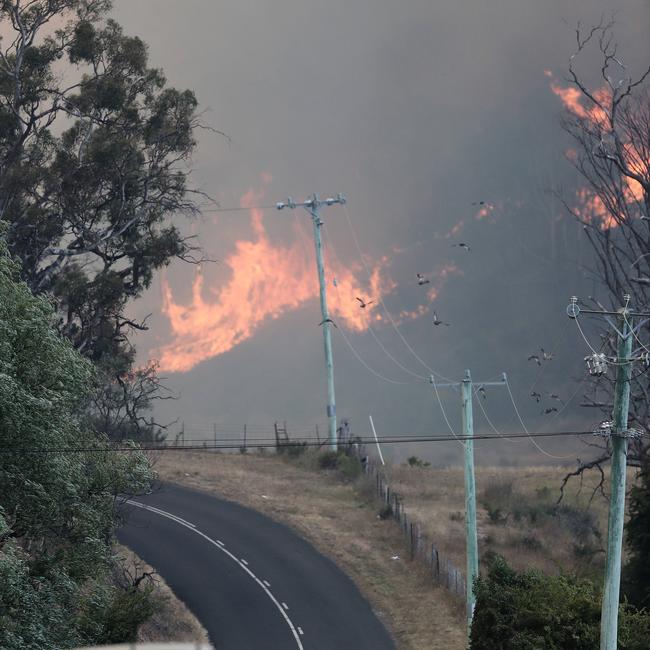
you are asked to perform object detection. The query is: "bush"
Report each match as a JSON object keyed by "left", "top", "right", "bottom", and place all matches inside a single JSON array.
[
  {"left": 406, "top": 455, "right": 431, "bottom": 468},
  {"left": 97, "top": 585, "right": 158, "bottom": 644},
  {"left": 377, "top": 504, "right": 393, "bottom": 520},
  {"left": 338, "top": 455, "right": 362, "bottom": 480},
  {"left": 317, "top": 450, "right": 362, "bottom": 480},
  {"left": 318, "top": 451, "right": 340, "bottom": 469},
  {"left": 277, "top": 442, "right": 307, "bottom": 457},
  {"left": 470, "top": 556, "right": 650, "bottom": 649}
]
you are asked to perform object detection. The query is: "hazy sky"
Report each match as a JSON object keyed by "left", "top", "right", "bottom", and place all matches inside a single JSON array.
[{"left": 112, "top": 0, "right": 649, "bottom": 464}]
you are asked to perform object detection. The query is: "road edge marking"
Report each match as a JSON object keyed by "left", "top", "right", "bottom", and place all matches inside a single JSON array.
[{"left": 125, "top": 499, "right": 304, "bottom": 650}]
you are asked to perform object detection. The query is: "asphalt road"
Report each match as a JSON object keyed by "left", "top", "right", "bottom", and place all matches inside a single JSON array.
[{"left": 117, "top": 482, "right": 396, "bottom": 650}]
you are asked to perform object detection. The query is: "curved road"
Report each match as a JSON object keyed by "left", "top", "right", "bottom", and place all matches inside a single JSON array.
[{"left": 117, "top": 483, "right": 395, "bottom": 650}]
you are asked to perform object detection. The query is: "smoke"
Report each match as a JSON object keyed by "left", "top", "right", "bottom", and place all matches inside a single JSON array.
[{"left": 114, "top": 0, "right": 649, "bottom": 465}]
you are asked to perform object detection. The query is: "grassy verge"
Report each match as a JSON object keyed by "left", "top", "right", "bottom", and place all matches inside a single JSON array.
[
  {"left": 383, "top": 461, "right": 638, "bottom": 580},
  {"left": 152, "top": 449, "right": 467, "bottom": 650},
  {"left": 114, "top": 544, "right": 210, "bottom": 645}
]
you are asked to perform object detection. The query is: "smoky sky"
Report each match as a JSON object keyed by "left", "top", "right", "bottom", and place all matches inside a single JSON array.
[{"left": 113, "top": 0, "right": 649, "bottom": 465}]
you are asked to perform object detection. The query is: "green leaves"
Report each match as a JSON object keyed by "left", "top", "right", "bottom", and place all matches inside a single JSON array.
[
  {"left": 0, "top": 233, "right": 154, "bottom": 646},
  {"left": 471, "top": 556, "right": 650, "bottom": 649}
]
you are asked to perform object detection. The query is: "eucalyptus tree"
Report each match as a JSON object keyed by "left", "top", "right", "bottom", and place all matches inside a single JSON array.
[
  {"left": 0, "top": 231, "right": 154, "bottom": 648},
  {"left": 0, "top": 0, "right": 209, "bottom": 438}
]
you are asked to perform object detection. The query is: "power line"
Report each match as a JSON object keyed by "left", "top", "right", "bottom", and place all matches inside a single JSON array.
[
  {"left": 504, "top": 376, "right": 576, "bottom": 460},
  {"left": 318, "top": 223, "right": 431, "bottom": 383},
  {"left": 0, "top": 430, "right": 592, "bottom": 455},
  {"left": 341, "top": 205, "right": 453, "bottom": 382}
]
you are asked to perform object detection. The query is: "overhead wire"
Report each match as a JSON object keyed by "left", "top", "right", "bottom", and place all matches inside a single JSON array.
[
  {"left": 316, "top": 225, "right": 424, "bottom": 385},
  {"left": 430, "top": 375, "right": 465, "bottom": 448},
  {"left": 0, "top": 430, "right": 594, "bottom": 455},
  {"left": 316, "top": 216, "right": 428, "bottom": 381},
  {"left": 341, "top": 204, "right": 454, "bottom": 382},
  {"left": 473, "top": 387, "right": 519, "bottom": 444},
  {"left": 504, "top": 376, "right": 576, "bottom": 460}
]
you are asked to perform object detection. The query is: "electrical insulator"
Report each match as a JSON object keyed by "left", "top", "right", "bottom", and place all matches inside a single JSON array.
[
  {"left": 585, "top": 353, "right": 608, "bottom": 376},
  {"left": 593, "top": 421, "right": 614, "bottom": 437},
  {"left": 642, "top": 352, "right": 650, "bottom": 367}
]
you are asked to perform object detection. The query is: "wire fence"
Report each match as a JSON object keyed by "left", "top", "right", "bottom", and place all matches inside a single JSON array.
[{"left": 361, "top": 452, "right": 466, "bottom": 599}]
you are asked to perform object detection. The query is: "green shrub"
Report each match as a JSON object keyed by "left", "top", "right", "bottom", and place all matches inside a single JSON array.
[
  {"left": 338, "top": 454, "right": 362, "bottom": 480},
  {"left": 97, "top": 585, "right": 158, "bottom": 644},
  {"left": 318, "top": 450, "right": 340, "bottom": 469},
  {"left": 406, "top": 455, "right": 431, "bottom": 468},
  {"left": 377, "top": 504, "right": 393, "bottom": 520},
  {"left": 277, "top": 442, "right": 307, "bottom": 457},
  {"left": 470, "top": 556, "right": 650, "bottom": 649}
]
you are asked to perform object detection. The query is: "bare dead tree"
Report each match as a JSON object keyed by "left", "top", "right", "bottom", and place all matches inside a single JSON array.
[{"left": 557, "top": 19, "right": 650, "bottom": 491}]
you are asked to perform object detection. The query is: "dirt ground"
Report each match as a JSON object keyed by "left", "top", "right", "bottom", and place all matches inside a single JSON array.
[{"left": 151, "top": 450, "right": 467, "bottom": 650}]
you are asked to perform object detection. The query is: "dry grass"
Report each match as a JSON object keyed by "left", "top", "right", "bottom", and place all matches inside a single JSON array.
[
  {"left": 152, "top": 450, "right": 467, "bottom": 650},
  {"left": 114, "top": 544, "right": 210, "bottom": 644},
  {"left": 384, "top": 462, "right": 639, "bottom": 578}
]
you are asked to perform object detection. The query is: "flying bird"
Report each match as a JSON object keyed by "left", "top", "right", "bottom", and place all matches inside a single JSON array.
[
  {"left": 416, "top": 273, "right": 430, "bottom": 286},
  {"left": 530, "top": 391, "right": 542, "bottom": 403},
  {"left": 453, "top": 242, "right": 471, "bottom": 252},
  {"left": 528, "top": 354, "right": 541, "bottom": 366},
  {"left": 541, "top": 348, "right": 554, "bottom": 361},
  {"left": 549, "top": 393, "right": 564, "bottom": 403},
  {"left": 356, "top": 297, "right": 374, "bottom": 309},
  {"left": 433, "top": 311, "right": 450, "bottom": 327},
  {"left": 471, "top": 201, "right": 486, "bottom": 206},
  {"left": 318, "top": 318, "right": 338, "bottom": 329},
  {"left": 542, "top": 407, "right": 558, "bottom": 415}
]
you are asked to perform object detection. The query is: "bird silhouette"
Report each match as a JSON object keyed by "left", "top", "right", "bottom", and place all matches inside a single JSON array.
[
  {"left": 530, "top": 391, "right": 542, "bottom": 402},
  {"left": 416, "top": 273, "right": 430, "bottom": 286},
  {"left": 471, "top": 201, "right": 486, "bottom": 206},
  {"left": 318, "top": 318, "right": 338, "bottom": 329},
  {"left": 433, "top": 311, "right": 450, "bottom": 326},
  {"left": 528, "top": 354, "right": 541, "bottom": 366},
  {"left": 453, "top": 243, "right": 471, "bottom": 252},
  {"left": 541, "top": 348, "right": 554, "bottom": 361},
  {"left": 542, "top": 407, "right": 558, "bottom": 415},
  {"left": 549, "top": 393, "right": 564, "bottom": 404},
  {"left": 356, "top": 297, "right": 374, "bottom": 309}
]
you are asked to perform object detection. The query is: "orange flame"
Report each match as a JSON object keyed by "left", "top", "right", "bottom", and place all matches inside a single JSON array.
[
  {"left": 549, "top": 73, "right": 646, "bottom": 229},
  {"left": 154, "top": 187, "right": 396, "bottom": 373}
]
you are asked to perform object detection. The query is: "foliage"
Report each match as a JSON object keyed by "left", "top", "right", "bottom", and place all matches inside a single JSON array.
[
  {"left": 623, "top": 460, "right": 650, "bottom": 609},
  {"left": 480, "top": 479, "right": 601, "bottom": 548},
  {"left": 377, "top": 504, "right": 393, "bottom": 520},
  {"left": 406, "top": 455, "right": 431, "bottom": 468},
  {"left": 0, "top": 234, "right": 154, "bottom": 647},
  {"left": 277, "top": 441, "right": 307, "bottom": 457},
  {"left": 0, "top": 0, "right": 207, "bottom": 439},
  {"left": 316, "top": 449, "right": 362, "bottom": 480},
  {"left": 470, "top": 556, "right": 650, "bottom": 650},
  {"left": 318, "top": 450, "right": 341, "bottom": 469}
]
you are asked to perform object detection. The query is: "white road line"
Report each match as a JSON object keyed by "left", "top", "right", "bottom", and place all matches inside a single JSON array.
[
  {"left": 263, "top": 580, "right": 271, "bottom": 587},
  {"left": 126, "top": 500, "right": 303, "bottom": 649},
  {"left": 282, "top": 602, "right": 289, "bottom": 610},
  {"left": 133, "top": 502, "right": 196, "bottom": 528}
]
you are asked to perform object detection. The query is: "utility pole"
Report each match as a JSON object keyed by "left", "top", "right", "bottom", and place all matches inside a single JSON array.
[
  {"left": 277, "top": 194, "right": 346, "bottom": 451},
  {"left": 567, "top": 296, "right": 647, "bottom": 650},
  {"left": 431, "top": 370, "right": 507, "bottom": 635}
]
